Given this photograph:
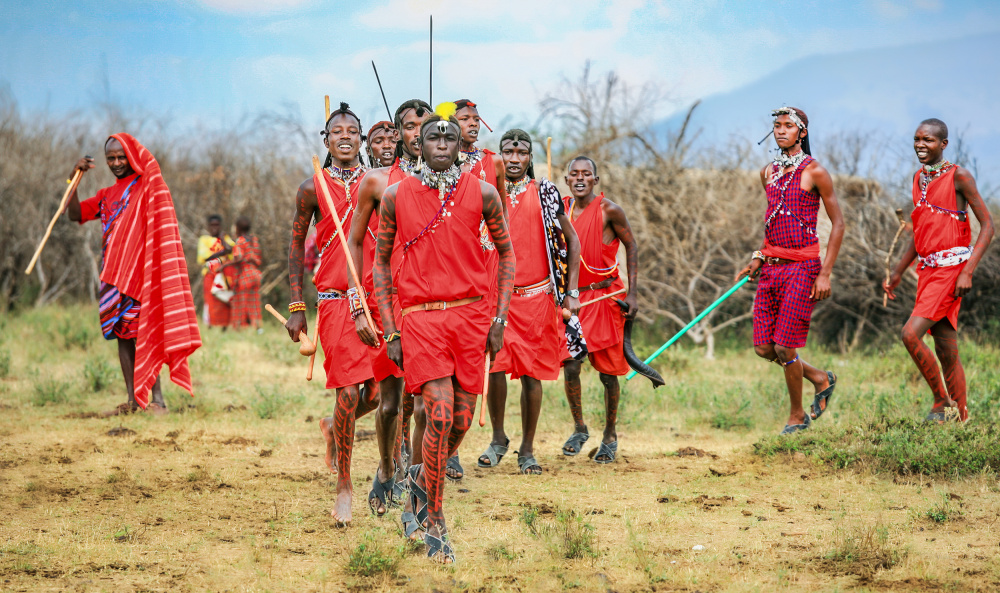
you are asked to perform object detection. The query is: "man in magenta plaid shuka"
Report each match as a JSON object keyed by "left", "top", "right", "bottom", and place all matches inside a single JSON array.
[{"left": 737, "top": 106, "right": 845, "bottom": 436}]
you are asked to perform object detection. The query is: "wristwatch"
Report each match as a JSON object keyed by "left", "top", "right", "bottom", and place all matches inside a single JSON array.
[{"left": 567, "top": 289, "right": 580, "bottom": 298}]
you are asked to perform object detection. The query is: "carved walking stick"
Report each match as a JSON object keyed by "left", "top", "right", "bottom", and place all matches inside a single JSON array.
[
  {"left": 25, "top": 168, "right": 85, "bottom": 275},
  {"left": 479, "top": 354, "right": 490, "bottom": 427},
  {"left": 264, "top": 304, "right": 316, "bottom": 356},
  {"left": 561, "top": 287, "right": 627, "bottom": 320},
  {"left": 546, "top": 137, "right": 553, "bottom": 179},
  {"left": 883, "top": 209, "right": 908, "bottom": 307},
  {"left": 324, "top": 95, "right": 330, "bottom": 122}
]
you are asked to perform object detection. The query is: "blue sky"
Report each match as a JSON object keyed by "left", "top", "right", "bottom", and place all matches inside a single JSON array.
[{"left": 1, "top": 0, "right": 998, "bottom": 132}]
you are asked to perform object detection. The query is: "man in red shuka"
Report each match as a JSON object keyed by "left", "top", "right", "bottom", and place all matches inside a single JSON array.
[
  {"left": 445, "top": 98, "right": 509, "bottom": 480},
  {"left": 366, "top": 120, "right": 397, "bottom": 168},
  {"left": 883, "top": 118, "right": 994, "bottom": 423},
  {"left": 560, "top": 156, "right": 639, "bottom": 465},
  {"left": 285, "top": 102, "right": 379, "bottom": 525},
  {"left": 477, "top": 129, "right": 581, "bottom": 475},
  {"left": 373, "top": 103, "right": 514, "bottom": 563},
  {"left": 347, "top": 100, "right": 431, "bottom": 517},
  {"left": 736, "top": 107, "right": 844, "bottom": 435},
  {"left": 66, "top": 135, "right": 200, "bottom": 417}
]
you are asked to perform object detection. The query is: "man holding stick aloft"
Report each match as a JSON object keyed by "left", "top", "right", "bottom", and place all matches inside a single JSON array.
[
  {"left": 736, "top": 107, "right": 844, "bottom": 434},
  {"left": 478, "top": 129, "right": 581, "bottom": 475},
  {"left": 883, "top": 118, "right": 993, "bottom": 423},
  {"left": 560, "top": 156, "right": 638, "bottom": 464},
  {"left": 373, "top": 103, "right": 514, "bottom": 562},
  {"left": 66, "top": 134, "right": 201, "bottom": 416},
  {"left": 285, "top": 102, "right": 379, "bottom": 524}
]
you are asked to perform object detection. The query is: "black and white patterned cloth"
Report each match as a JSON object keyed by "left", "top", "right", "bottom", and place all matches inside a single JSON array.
[{"left": 537, "top": 178, "right": 587, "bottom": 360}]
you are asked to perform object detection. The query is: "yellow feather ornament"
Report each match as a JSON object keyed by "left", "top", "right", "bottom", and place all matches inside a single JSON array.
[{"left": 434, "top": 102, "right": 458, "bottom": 120}]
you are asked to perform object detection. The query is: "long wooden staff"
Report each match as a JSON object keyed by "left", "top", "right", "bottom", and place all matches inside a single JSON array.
[
  {"left": 264, "top": 304, "right": 316, "bottom": 355},
  {"left": 25, "top": 169, "right": 85, "bottom": 275},
  {"left": 307, "top": 326, "right": 319, "bottom": 381},
  {"left": 324, "top": 95, "right": 330, "bottom": 123},
  {"left": 561, "top": 287, "right": 627, "bottom": 320},
  {"left": 883, "top": 208, "right": 908, "bottom": 307},
  {"left": 546, "top": 137, "right": 553, "bottom": 179},
  {"left": 479, "top": 354, "right": 490, "bottom": 427},
  {"left": 310, "top": 156, "right": 378, "bottom": 343}
]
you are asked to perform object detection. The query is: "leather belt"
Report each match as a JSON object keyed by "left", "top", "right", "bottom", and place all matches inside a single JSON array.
[
  {"left": 513, "top": 279, "right": 552, "bottom": 297},
  {"left": 763, "top": 257, "right": 795, "bottom": 266},
  {"left": 401, "top": 295, "right": 482, "bottom": 317},
  {"left": 580, "top": 276, "right": 618, "bottom": 292}
]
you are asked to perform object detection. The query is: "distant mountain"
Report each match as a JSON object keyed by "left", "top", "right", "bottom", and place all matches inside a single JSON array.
[{"left": 656, "top": 32, "right": 1000, "bottom": 192}]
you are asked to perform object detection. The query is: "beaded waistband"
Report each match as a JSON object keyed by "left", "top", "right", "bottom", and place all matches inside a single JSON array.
[
  {"left": 513, "top": 279, "right": 553, "bottom": 297},
  {"left": 317, "top": 289, "right": 346, "bottom": 302}
]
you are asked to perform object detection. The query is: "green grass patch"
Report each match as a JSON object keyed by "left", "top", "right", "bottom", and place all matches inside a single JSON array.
[
  {"left": 753, "top": 417, "right": 1000, "bottom": 477},
  {"left": 251, "top": 384, "right": 304, "bottom": 420},
  {"left": 83, "top": 356, "right": 117, "bottom": 392},
  {"left": 345, "top": 531, "right": 404, "bottom": 577},
  {"left": 31, "top": 377, "right": 75, "bottom": 406},
  {"left": 824, "top": 521, "right": 906, "bottom": 580},
  {"left": 0, "top": 347, "right": 11, "bottom": 379}
]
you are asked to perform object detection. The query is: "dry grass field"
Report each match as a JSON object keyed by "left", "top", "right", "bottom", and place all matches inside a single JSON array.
[{"left": 1, "top": 305, "right": 999, "bottom": 592}]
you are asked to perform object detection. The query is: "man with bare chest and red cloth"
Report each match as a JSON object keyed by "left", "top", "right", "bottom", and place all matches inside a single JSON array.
[
  {"left": 373, "top": 103, "right": 514, "bottom": 563},
  {"left": 345, "top": 99, "right": 431, "bottom": 516},
  {"left": 66, "top": 134, "right": 201, "bottom": 416},
  {"left": 884, "top": 118, "right": 994, "bottom": 423},
  {"left": 737, "top": 107, "right": 844, "bottom": 435},
  {"left": 285, "top": 102, "right": 379, "bottom": 525},
  {"left": 559, "top": 156, "right": 639, "bottom": 465},
  {"left": 476, "top": 129, "right": 581, "bottom": 475}
]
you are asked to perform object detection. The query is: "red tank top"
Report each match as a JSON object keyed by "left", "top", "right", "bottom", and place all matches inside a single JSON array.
[
  {"left": 911, "top": 166, "right": 971, "bottom": 257},
  {"left": 313, "top": 170, "right": 367, "bottom": 292},
  {"left": 508, "top": 181, "right": 549, "bottom": 285},
  {"left": 394, "top": 173, "right": 488, "bottom": 308},
  {"left": 565, "top": 194, "right": 623, "bottom": 287}
]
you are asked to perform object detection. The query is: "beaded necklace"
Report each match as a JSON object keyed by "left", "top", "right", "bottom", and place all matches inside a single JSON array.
[
  {"left": 460, "top": 146, "right": 484, "bottom": 169},
  {"left": 917, "top": 161, "right": 965, "bottom": 220},
  {"left": 505, "top": 176, "right": 531, "bottom": 209},
  {"left": 770, "top": 148, "right": 807, "bottom": 183},
  {"left": 764, "top": 157, "right": 816, "bottom": 236},
  {"left": 397, "top": 154, "right": 421, "bottom": 176},
  {"left": 318, "top": 163, "right": 367, "bottom": 257},
  {"left": 402, "top": 166, "right": 461, "bottom": 254}
]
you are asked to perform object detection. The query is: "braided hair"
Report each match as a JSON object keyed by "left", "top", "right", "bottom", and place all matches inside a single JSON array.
[
  {"left": 789, "top": 107, "right": 811, "bottom": 156},
  {"left": 499, "top": 128, "right": 535, "bottom": 179},
  {"left": 321, "top": 102, "right": 363, "bottom": 168},
  {"left": 393, "top": 99, "right": 432, "bottom": 159}
]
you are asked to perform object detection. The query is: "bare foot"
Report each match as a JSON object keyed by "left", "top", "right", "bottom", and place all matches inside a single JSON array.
[
  {"left": 101, "top": 402, "right": 138, "bottom": 417},
  {"left": 331, "top": 489, "right": 352, "bottom": 525},
  {"left": 320, "top": 416, "right": 337, "bottom": 474},
  {"left": 145, "top": 402, "right": 169, "bottom": 416}
]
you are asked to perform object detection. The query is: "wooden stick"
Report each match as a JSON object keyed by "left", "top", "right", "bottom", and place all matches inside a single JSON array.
[
  {"left": 324, "top": 95, "right": 330, "bottom": 123},
  {"left": 546, "top": 137, "right": 553, "bottom": 179},
  {"left": 264, "top": 304, "right": 316, "bottom": 356},
  {"left": 479, "top": 354, "right": 490, "bottom": 427},
  {"left": 311, "top": 156, "right": 379, "bottom": 344},
  {"left": 562, "top": 287, "right": 627, "bottom": 320},
  {"left": 306, "top": 325, "right": 319, "bottom": 381},
  {"left": 25, "top": 169, "right": 84, "bottom": 275},
  {"left": 883, "top": 209, "right": 907, "bottom": 307}
]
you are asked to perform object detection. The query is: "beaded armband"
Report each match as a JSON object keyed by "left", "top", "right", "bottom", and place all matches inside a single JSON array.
[
  {"left": 752, "top": 250, "right": 765, "bottom": 262},
  {"left": 288, "top": 301, "right": 307, "bottom": 314},
  {"left": 384, "top": 331, "right": 401, "bottom": 343},
  {"left": 492, "top": 316, "right": 508, "bottom": 327},
  {"left": 346, "top": 288, "right": 364, "bottom": 320}
]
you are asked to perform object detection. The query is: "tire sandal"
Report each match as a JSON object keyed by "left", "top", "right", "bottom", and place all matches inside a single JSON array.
[
  {"left": 810, "top": 371, "right": 837, "bottom": 419},
  {"left": 562, "top": 431, "right": 589, "bottom": 457},
  {"left": 368, "top": 468, "right": 394, "bottom": 517},
  {"left": 593, "top": 441, "right": 617, "bottom": 464},
  {"left": 517, "top": 453, "right": 542, "bottom": 475},
  {"left": 390, "top": 461, "right": 407, "bottom": 508},
  {"left": 445, "top": 454, "right": 464, "bottom": 481},
  {"left": 477, "top": 438, "right": 510, "bottom": 468},
  {"left": 424, "top": 530, "right": 456, "bottom": 563},
  {"left": 780, "top": 412, "right": 811, "bottom": 435},
  {"left": 400, "top": 464, "right": 428, "bottom": 541}
]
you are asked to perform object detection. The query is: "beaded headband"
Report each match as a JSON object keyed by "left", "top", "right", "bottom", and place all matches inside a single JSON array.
[{"left": 771, "top": 107, "right": 806, "bottom": 131}]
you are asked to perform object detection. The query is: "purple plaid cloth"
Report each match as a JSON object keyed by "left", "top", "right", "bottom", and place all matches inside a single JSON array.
[{"left": 753, "top": 259, "right": 821, "bottom": 348}]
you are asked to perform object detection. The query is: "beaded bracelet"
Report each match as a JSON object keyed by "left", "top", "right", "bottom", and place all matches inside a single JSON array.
[
  {"left": 288, "top": 301, "right": 307, "bottom": 314},
  {"left": 384, "top": 331, "right": 401, "bottom": 343}
]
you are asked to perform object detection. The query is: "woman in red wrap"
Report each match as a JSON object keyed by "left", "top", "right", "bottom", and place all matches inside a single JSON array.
[
  {"left": 560, "top": 156, "right": 639, "bottom": 465},
  {"left": 737, "top": 107, "right": 844, "bottom": 435},
  {"left": 284, "top": 103, "right": 379, "bottom": 525},
  {"left": 66, "top": 134, "right": 201, "bottom": 416},
  {"left": 373, "top": 104, "right": 514, "bottom": 563},
  {"left": 884, "top": 118, "right": 994, "bottom": 423},
  {"left": 226, "top": 216, "right": 263, "bottom": 331},
  {"left": 478, "top": 129, "right": 581, "bottom": 475}
]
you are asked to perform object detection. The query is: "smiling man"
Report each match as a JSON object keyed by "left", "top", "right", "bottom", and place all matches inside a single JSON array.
[
  {"left": 883, "top": 118, "right": 994, "bottom": 423},
  {"left": 560, "top": 156, "right": 638, "bottom": 465},
  {"left": 344, "top": 100, "right": 431, "bottom": 517},
  {"left": 445, "top": 99, "right": 509, "bottom": 480},
  {"left": 366, "top": 121, "right": 397, "bottom": 168},
  {"left": 372, "top": 103, "right": 514, "bottom": 563},
  {"left": 736, "top": 106, "right": 844, "bottom": 435},
  {"left": 285, "top": 102, "right": 379, "bottom": 525},
  {"left": 66, "top": 134, "right": 200, "bottom": 417},
  {"left": 477, "top": 129, "right": 581, "bottom": 475}
]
